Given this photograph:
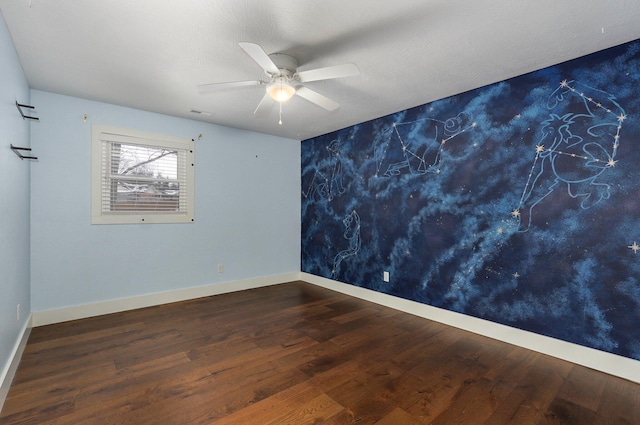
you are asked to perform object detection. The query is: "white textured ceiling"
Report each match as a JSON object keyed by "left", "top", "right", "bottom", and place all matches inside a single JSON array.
[{"left": 2, "top": 0, "right": 640, "bottom": 141}]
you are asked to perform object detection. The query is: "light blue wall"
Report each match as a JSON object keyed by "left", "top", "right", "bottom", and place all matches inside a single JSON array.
[
  {"left": 0, "top": 10, "right": 31, "bottom": 383},
  {"left": 30, "top": 90, "right": 301, "bottom": 311}
]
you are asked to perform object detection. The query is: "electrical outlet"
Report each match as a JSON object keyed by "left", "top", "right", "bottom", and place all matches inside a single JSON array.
[
  {"left": 17, "top": 304, "right": 20, "bottom": 321},
  {"left": 383, "top": 271, "right": 390, "bottom": 282},
  {"left": 218, "top": 263, "right": 224, "bottom": 273}
]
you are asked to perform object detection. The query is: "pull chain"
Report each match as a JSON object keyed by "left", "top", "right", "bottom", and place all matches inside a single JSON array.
[{"left": 279, "top": 102, "right": 283, "bottom": 125}]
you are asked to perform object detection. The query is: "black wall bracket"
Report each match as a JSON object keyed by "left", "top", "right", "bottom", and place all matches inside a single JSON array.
[
  {"left": 10, "top": 144, "right": 38, "bottom": 160},
  {"left": 15, "top": 101, "right": 39, "bottom": 121}
]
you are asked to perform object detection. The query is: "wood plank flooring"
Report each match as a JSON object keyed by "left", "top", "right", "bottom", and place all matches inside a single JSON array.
[{"left": 1, "top": 281, "right": 639, "bottom": 424}]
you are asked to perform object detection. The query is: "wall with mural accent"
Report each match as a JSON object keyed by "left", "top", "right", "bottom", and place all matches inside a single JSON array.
[{"left": 301, "top": 40, "right": 640, "bottom": 360}]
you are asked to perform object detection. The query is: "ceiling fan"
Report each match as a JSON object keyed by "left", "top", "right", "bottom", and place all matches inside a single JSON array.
[{"left": 198, "top": 42, "right": 360, "bottom": 122}]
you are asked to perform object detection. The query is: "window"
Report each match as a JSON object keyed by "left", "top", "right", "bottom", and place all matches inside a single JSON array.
[{"left": 91, "top": 124, "right": 195, "bottom": 224}]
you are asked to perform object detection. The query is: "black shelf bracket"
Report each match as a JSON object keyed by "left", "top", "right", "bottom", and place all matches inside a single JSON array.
[
  {"left": 16, "top": 101, "right": 39, "bottom": 121},
  {"left": 10, "top": 144, "right": 38, "bottom": 160}
]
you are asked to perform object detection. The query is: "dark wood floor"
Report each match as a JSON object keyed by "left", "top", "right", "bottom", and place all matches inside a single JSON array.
[{"left": 1, "top": 282, "right": 639, "bottom": 424}]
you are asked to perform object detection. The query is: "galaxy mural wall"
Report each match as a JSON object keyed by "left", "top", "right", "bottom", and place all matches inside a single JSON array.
[{"left": 301, "top": 40, "right": 640, "bottom": 360}]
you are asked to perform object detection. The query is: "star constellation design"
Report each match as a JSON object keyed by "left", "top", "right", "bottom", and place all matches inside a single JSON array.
[
  {"left": 373, "top": 113, "right": 477, "bottom": 178},
  {"left": 303, "top": 139, "right": 346, "bottom": 201},
  {"left": 331, "top": 210, "right": 361, "bottom": 279},
  {"left": 515, "top": 80, "right": 626, "bottom": 232}
]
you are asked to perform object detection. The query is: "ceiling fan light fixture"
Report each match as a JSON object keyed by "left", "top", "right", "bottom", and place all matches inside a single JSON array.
[{"left": 266, "top": 78, "right": 296, "bottom": 102}]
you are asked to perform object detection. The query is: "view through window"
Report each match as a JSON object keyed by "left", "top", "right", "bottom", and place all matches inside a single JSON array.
[{"left": 91, "top": 125, "right": 195, "bottom": 224}]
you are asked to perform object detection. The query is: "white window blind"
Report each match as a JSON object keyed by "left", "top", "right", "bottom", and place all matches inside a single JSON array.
[{"left": 92, "top": 125, "right": 195, "bottom": 224}]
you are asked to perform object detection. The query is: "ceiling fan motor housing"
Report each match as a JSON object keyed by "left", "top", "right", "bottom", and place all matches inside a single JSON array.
[{"left": 268, "top": 53, "right": 298, "bottom": 79}]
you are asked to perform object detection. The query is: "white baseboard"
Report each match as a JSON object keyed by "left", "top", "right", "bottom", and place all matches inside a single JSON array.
[
  {"left": 300, "top": 272, "right": 640, "bottom": 384},
  {"left": 0, "top": 315, "right": 32, "bottom": 413},
  {"left": 32, "top": 273, "right": 299, "bottom": 327}
]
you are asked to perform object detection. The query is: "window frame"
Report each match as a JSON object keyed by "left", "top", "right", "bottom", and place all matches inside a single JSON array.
[{"left": 91, "top": 124, "right": 195, "bottom": 225}]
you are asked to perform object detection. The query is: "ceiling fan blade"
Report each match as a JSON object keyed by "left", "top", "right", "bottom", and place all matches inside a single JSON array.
[
  {"left": 295, "top": 86, "right": 339, "bottom": 111},
  {"left": 197, "top": 80, "right": 263, "bottom": 91},
  {"left": 254, "top": 93, "right": 275, "bottom": 116},
  {"left": 296, "top": 63, "right": 360, "bottom": 83},
  {"left": 239, "top": 42, "right": 280, "bottom": 76}
]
